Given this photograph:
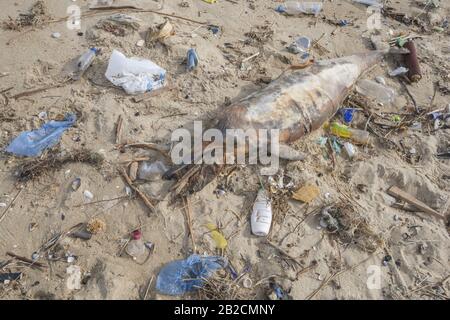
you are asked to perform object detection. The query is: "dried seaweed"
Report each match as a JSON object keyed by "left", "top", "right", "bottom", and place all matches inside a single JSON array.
[
  {"left": 196, "top": 272, "right": 253, "bottom": 300},
  {"left": 324, "top": 203, "right": 383, "bottom": 253},
  {"left": 2, "top": 1, "right": 51, "bottom": 31},
  {"left": 15, "top": 149, "right": 104, "bottom": 182}
]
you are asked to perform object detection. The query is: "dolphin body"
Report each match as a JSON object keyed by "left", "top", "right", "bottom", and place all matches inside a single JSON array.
[{"left": 167, "top": 51, "right": 385, "bottom": 195}]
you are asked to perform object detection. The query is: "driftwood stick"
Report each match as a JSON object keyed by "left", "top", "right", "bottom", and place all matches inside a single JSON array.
[
  {"left": 115, "top": 115, "right": 123, "bottom": 144},
  {"left": 0, "top": 188, "right": 23, "bottom": 225},
  {"left": 119, "top": 168, "right": 155, "bottom": 216},
  {"left": 183, "top": 197, "right": 197, "bottom": 253},
  {"left": 119, "top": 143, "right": 171, "bottom": 161},
  {"left": 6, "top": 252, "right": 47, "bottom": 270}
]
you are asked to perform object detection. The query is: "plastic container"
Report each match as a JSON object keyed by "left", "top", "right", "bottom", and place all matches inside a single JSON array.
[
  {"left": 125, "top": 230, "right": 146, "bottom": 259},
  {"left": 355, "top": 79, "right": 396, "bottom": 105},
  {"left": 276, "top": 1, "right": 323, "bottom": 16},
  {"left": 251, "top": 188, "right": 272, "bottom": 236},
  {"left": 328, "top": 122, "right": 371, "bottom": 145}
]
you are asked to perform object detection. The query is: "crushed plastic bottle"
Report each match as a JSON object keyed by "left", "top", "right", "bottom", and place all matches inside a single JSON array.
[
  {"left": 355, "top": 79, "right": 397, "bottom": 105},
  {"left": 251, "top": 188, "right": 272, "bottom": 236},
  {"left": 327, "top": 122, "right": 371, "bottom": 145},
  {"left": 276, "top": 1, "right": 323, "bottom": 17},
  {"left": 125, "top": 230, "right": 146, "bottom": 259},
  {"left": 72, "top": 48, "right": 99, "bottom": 80}
]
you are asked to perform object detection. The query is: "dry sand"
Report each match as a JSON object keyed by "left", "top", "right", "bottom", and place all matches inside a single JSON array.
[{"left": 0, "top": 0, "right": 449, "bottom": 300}]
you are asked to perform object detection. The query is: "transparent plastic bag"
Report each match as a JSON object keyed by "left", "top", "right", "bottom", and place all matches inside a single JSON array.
[{"left": 105, "top": 50, "right": 166, "bottom": 95}]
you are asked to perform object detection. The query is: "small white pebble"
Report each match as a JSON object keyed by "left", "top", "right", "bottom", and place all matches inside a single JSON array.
[
  {"left": 0, "top": 203, "right": 7, "bottom": 208},
  {"left": 136, "top": 40, "right": 145, "bottom": 47},
  {"left": 51, "top": 32, "right": 61, "bottom": 39},
  {"left": 84, "top": 190, "right": 94, "bottom": 201}
]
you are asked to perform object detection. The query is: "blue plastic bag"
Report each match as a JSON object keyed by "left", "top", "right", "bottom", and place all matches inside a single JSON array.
[
  {"left": 5, "top": 114, "right": 76, "bottom": 157},
  {"left": 156, "top": 254, "right": 227, "bottom": 295}
]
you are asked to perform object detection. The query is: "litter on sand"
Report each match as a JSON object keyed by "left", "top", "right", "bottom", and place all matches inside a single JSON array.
[
  {"left": 156, "top": 254, "right": 227, "bottom": 295},
  {"left": 5, "top": 114, "right": 76, "bottom": 157},
  {"left": 105, "top": 50, "right": 166, "bottom": 95}
]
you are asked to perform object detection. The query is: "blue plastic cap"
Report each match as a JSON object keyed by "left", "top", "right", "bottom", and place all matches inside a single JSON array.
[
  {"left": 275, "top": 5, "right": 286, "bottom": 13},
  {"left": 342, "top": 108, "right": 355, "bottom": 123}
]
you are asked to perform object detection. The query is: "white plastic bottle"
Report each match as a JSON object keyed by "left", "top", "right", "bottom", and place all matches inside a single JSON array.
[
  {"left": 251, "top": 189, "right": 273, "bottom": 236},
  {"left": 276, "top": 1, "right": 323, "bottom": 16}
]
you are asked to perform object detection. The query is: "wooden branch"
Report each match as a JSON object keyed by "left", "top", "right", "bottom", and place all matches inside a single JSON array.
[
  {"left": 115, "top": 115, "right": 123, "bottom": 144},
  {"left": 119, "top": 168, "right": 155, "bottom": 216},
  {"left": 183, "top": 196, "right": 197, "bottom": 253},
  {"left": 387, "top": 186, "right": 444, "bottom": 221}
]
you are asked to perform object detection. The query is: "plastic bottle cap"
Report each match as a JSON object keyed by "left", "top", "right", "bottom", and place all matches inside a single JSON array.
[{"left": 131, "top": 230, "right": 142, "bottom": 240}]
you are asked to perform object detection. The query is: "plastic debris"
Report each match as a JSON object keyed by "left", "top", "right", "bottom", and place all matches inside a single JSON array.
[
  {"left": 389, "top": 67, "right": 408, "bottom": 77},
  {"left": 5, "top": 113, "right": 76, "bottom": 157},
  {"left": 138, "top": 161, "right": 168, "bottom": 181},
  {"left": 187, "top": 48, "right": 199, "bottom": 71},
  {"left": 276, "top": 1, "right": 323, "bottom": 17},
  {"left": 156, "top": 254, "right": 227, "bottom": 295},
  {"left": 287, "top": 36, "right": 311, "bottom": 54},
  {"left": 70, "top": 48, "right": 99, "bottom": 80},
  {"left": 343, "top": 142, "right": 356, "bottom": 159},
  {"left": 125, "top": 230, "right": 146, "bottom": 259},
  {"left": 292, "top": 184, "right": 320, "bottom": 203},
  {"left": 251, "top": 188, "right": 272, "bottom": 236},
  {"left": 0, "top": 272, "right": 22, "bottom": 283},
  {"left": 326, "top": 122, "right": 371, "bottom": 145},
  {"left": 319, "top": 206, "right": 340, "bottom": 232},
  {"left": 353, "top": 0, "right": 383, "bottom": 7},
  {"left": 66, "top": 265, "right": 82, "bottom": 290},
  {"left": 205, "top": 223, "right": 228, "bottom": 249},
  {"left": 356, "top": 79, "right": 397, "bottom": 105},
  {"left": 105, "top": 50, "right": 166, "bottom": 95},
  {"left": 340, "top": 108, "right": 356, "bottom": 124}
]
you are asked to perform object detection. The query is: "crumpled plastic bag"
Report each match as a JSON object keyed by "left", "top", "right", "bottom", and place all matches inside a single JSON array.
[
  {"left": 5, "top": 114, "right": 76, "bottom": 157},
  {"left": 156, "top": 254, "right": 227, "bottom": 296},
  {"left": 105, "top": 49, "right": 166, "bottom": 95}
]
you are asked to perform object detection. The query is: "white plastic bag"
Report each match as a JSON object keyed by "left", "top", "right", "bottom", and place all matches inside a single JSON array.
[{"left": 105, "top": 50, "right": 166, "bottom": 95}]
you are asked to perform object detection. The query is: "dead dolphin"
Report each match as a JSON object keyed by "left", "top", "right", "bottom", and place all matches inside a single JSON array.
[{"left": 167, "top": 51, "right": 386, "bottom": 195}]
